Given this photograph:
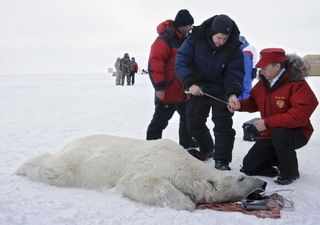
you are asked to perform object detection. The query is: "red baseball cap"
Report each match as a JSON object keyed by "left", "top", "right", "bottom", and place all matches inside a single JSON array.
[{"left": 256, "top": 48, "right": 287, "bottom": 68}]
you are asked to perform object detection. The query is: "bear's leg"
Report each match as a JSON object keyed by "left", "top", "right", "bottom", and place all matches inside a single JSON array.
[{"left": 117, "top": 174, "right": 195, "bottom": 211}]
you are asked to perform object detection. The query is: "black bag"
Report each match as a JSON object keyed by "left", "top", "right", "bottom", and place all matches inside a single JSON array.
[{"left": 242, "top": 118, "right": 260, "bottom": 141}]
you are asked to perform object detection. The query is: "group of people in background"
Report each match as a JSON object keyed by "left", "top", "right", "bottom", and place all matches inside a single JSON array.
[
  {"left": 114, "top": 53, "right": 138, "bottom": 86},
  {"left": 146, "top": 9, "right": 318, "bottom": 185}
]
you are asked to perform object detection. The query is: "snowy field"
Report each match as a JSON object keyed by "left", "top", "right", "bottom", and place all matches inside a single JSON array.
[{"left": 0, "top": 73, "right": 319, "bottom": 225}]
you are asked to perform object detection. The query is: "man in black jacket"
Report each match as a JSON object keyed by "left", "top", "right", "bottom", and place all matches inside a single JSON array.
[{"left": 175, "top": 14, "right": 244, "bottom": 170}]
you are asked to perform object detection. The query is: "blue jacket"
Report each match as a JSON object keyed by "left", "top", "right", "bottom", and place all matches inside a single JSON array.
[
  {"left": 239, "top": 35, "right": 256, "bottom": 99},
  {"left": 175, "top": 16, "right": 244, "bottom": 97}
]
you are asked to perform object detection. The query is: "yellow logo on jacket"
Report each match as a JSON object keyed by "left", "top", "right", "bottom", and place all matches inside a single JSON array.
[
  {"left": 276, "top": 100, "right": 285, "bottom": 108},
  {"left": 275, "top": 96, "right": 285, "bottom": 109}
]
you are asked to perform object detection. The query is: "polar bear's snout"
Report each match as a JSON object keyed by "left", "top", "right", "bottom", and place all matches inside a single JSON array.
[
  {"left": 201, "top": 173, "right": 268, "bottom": 204},
  {"left": 247, "top": 176, "right": 267, "bottom": 192},
  {"left": 252, "top": 177, "right": 267, "bottom": 191}
]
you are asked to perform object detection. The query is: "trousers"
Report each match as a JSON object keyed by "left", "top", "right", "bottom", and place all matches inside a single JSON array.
[
  {"left": 146, "top": 101, "right": 194, "bottom": 148},
  {"left": 186, "top": 95, "right": 235, "bottom": 162},
  {"left": 242, "top": 128, "right": 307, "bottom": 176}
]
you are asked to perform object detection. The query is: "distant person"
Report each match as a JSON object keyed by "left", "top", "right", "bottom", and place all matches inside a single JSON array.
[
  {"left": 175, "top": 14, "right": 244, "bottom": 170},
  {"left": 130, "top": 57, "right": 138, "bottom": 85},
  {"left": 120, "top": 53, "right": 131, "bottom": 86},
  {"left": 228, "top": 48, "right": 318, "bottom": 185},
  {"left": 146, "top": 9, "right": 198, "bottom": 149},
  {"left": 238, "top": 35, "right": 258, "bottom": 99},
  {"left": 114, "top": 57, "right": 122, "bottom": 85}
]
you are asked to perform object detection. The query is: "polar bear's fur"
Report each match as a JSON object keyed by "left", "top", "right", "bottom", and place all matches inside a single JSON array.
[{"left": 16, "top": 134, "right": 266, "bottom": 211}]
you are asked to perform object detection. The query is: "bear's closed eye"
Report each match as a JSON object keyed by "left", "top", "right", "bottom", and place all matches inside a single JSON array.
[{"left": 207, "top": 180, "right": 217, "bottom": 191}]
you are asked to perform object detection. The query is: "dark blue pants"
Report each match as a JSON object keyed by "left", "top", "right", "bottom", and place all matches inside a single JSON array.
[
  {"left": 130, "top": 72, "right": 135, "bottom": 85},
  {"left": 186, "top": 95, "right": 235, "bottom": 162}
]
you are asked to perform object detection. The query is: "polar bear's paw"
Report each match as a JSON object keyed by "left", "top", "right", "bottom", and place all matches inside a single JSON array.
[
  {"left": 160, "top": 188, "right": 195, "bottom": 211},
  {"left": 117, "top": 174, "right": 195, "bottom": 211}
]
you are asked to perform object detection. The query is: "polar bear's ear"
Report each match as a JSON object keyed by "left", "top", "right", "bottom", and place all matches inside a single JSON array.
[{"left": 207, "top": 180, "right": 217, "bottom": 191}]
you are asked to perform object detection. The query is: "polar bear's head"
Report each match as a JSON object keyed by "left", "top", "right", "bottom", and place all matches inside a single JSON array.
[{"left": 192, "top": 170, "right": 267, "bottom": 204}]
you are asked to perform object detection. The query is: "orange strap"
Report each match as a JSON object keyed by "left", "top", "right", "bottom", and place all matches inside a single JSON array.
[{"left": 196, "top": 194, "right": 282, "bottom": 219}]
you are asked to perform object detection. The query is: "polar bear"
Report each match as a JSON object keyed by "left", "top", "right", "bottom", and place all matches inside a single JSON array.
[{"left": 16, "top": 134, "right": 266, "bottom": 211}]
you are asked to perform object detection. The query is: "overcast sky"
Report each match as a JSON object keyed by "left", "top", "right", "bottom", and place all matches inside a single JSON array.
[{"left": 1, "top": 0, "right": 319, "bottom": 74}]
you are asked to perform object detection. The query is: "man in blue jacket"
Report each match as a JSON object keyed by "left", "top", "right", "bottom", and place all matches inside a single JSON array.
[
  {"left": 175, "top": 14, "right": 244, "bottom": 170},
  {"left": 238, "top": 35, "right": 258, "bottom": 99}
]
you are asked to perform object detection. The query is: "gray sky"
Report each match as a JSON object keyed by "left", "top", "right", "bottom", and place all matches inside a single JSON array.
[{"left": 1, "top": 0, "right": 319, "bottom": 74}]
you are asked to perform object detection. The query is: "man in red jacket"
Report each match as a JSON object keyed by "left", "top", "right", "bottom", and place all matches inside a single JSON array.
[
  {"left": 146, "top": 9, "right": 197, "bottom": 149},
  {"left": 130, "top": 57, "right": 138, "bottom": 85},
  {"left": 228, "top": 48, "right": 318, "bottom": 185}
]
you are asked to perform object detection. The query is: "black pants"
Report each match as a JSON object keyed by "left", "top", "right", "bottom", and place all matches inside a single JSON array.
[
  {"left": 146, "top": 101, "right": 194, "bottom": 148},
  {"left": 242, "top": 128, "right": 307, "bottom": 177},
  {"left": 130, "top": 72, "right": 135, "bottom": 85},
  {"left": 186, "top": 95, "right": 235, "bottom": 162}
]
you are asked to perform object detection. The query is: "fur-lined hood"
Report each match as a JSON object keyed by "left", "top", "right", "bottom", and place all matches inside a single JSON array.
[
  {"left": 259, "top": 54, "right": 310, "bottom": 82},
  {"left": 286, "top": 54, "right": 310, "bottom": 80}
]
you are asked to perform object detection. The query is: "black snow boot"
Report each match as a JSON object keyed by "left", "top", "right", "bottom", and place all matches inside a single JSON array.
[{"left": 215, "top": 160, "right": 231, "bottom": 171}]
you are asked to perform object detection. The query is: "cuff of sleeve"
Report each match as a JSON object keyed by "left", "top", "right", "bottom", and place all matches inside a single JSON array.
[
  {"left": 226, "top": 83, "right": 243, "bottom": 97},
  {"left": 154, "top": 80, "right": 167, "bottom": 91},
  {"left": 184, "top": 76, "right": 196, "bottom": 88}
]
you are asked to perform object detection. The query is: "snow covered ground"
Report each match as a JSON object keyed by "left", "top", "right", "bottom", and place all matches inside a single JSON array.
[{"left": 0, "top": 73, "right": 319, "bottom": 225}]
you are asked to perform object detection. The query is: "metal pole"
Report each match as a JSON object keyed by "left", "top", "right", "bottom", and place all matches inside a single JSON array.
[
  {"left": 185, "top": 89, "right": 229, "bottom": 105},
  {"left": 202, "top": 92, "right": 229, "bottom": 105}
]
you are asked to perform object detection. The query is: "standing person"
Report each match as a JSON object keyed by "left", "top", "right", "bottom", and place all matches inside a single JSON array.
[
  {"left": 175, "top": 14, "right": 244, "bottom": 169},
  {"left": 238, "top": 35, "right": 258, "bottom": 99},
  {"left": 130, "top": 57, "right": 138, "bottom": 85},
  {"left": 114, "top": 57, "right": 122, "bottom": 85},
  {"left": 146, "top": 9, "right": 198, "bottom": 149},
  {"left": 228, "top": 48, "right": 318, "bottom": 185},
  {"left": 120, "top": 53, "right": 131, "bottom": 86}
]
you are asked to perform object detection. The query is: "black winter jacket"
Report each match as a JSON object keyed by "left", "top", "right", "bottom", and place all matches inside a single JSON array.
[{"left": 175, "top": 16, "right": 244, "bottom": 97}]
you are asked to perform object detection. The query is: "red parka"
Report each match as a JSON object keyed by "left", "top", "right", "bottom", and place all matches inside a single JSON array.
[
  {"left": 240, "top": 55, "right": 318, "bottom": 141},
  {"left": 131, "top": 62, "right": 138, "bottom": 73},
  {"left": 148, "top": 20, "right": 187, "bottom": 104}
]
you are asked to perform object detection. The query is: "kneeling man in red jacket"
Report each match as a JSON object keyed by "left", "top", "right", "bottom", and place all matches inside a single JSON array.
[{"left": 229, "top": 48, "right": 318, "bottom": 185}]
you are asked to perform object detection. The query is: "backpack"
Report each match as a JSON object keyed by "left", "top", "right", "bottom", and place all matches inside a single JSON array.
[{"left": 242, "top": 118, "right": 260, "bottom": 141}]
